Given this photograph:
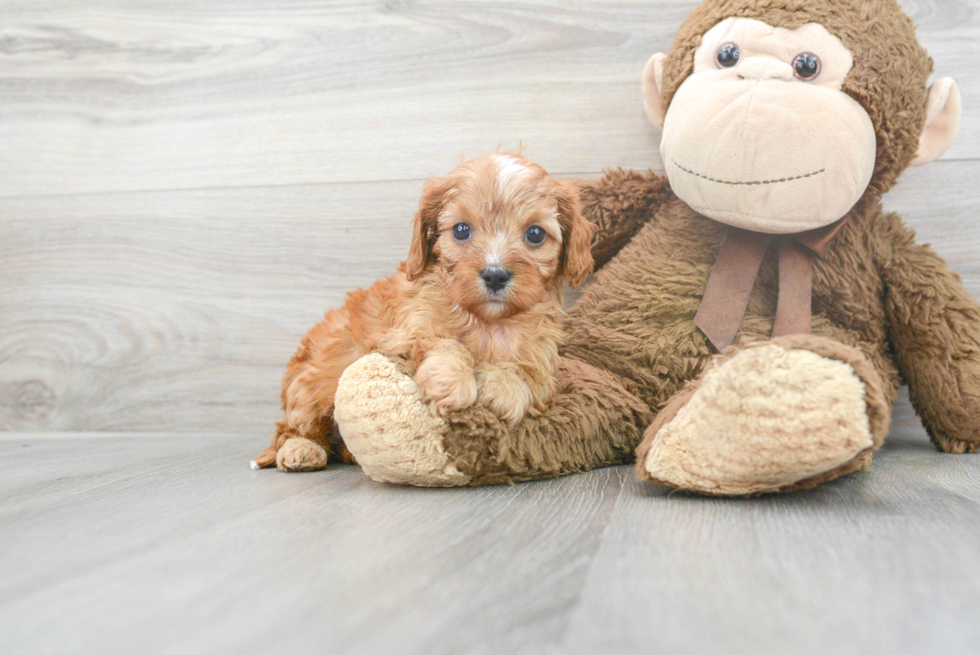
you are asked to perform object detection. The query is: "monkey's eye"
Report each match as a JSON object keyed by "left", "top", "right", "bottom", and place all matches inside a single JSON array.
[
  {"left": 525, "top": 225, "right": 546, "bottom": 246},
  {"left": 792, "top": 52, "right": 821, "bottom": 80},
  {"left": 716, "top": 43, "right": 740, "bottom": 68},
  {"left": 452, "top": 222, "right": 471, "bottom": 241}
]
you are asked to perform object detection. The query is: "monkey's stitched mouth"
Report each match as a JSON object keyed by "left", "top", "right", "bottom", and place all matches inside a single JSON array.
[{"left": 672, "top": 160, "right": 825, "bottom": 186}]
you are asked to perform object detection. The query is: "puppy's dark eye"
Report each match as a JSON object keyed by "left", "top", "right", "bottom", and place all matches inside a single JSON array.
[
  {"left": 452, "top": 222, "right": 471, "bottom": 241},
  {"left": 525, "top": 225, "right": 546, "bottom": 246},
  {"left": 792, "top": 52, "right": 821, "bottom": 80},
  {"left": 716, "top": 43, "right": 740, "bottom": 68}
]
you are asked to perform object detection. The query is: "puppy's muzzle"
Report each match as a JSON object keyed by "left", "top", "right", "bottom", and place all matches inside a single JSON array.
[{"left": 481, "top": 266, "right": 512, "bottom": 293}]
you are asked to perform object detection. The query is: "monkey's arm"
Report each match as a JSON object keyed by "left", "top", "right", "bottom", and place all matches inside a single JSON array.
[
  {"left": 879, "top": 216, "right": 980, "bottom": 453},
  {"left": 573, "top": 169, "right": 673, "bottom": 271}
]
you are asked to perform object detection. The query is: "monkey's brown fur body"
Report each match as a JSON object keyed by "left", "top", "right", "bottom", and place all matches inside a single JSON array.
[{"left": 330, "top": 0, "right": 980, "bottom": 494}]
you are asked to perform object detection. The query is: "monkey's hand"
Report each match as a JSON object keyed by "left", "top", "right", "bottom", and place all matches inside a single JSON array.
[{"left": 573, "top": 169, "right": 673, "bottom": 271}]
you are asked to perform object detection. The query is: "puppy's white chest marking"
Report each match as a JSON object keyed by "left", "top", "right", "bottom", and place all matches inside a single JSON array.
[
  {"left": 468, "top": 323, "right": 521, "bottom": 363},
  {"left": 488, "top": 324, "right": 519, "bottom": 358}
]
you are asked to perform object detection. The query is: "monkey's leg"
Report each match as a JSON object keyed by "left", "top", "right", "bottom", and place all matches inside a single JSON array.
[
  {"left": 334, "top": 353, "right": 652, "bottom": 486},
  {"left": 635, "top": 334, "right": 893, "bottom": 496}
]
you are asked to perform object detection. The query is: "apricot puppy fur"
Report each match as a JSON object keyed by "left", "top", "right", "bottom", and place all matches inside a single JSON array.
[{"left": 251, "top": 153, "right": 595, "bottom": 472}]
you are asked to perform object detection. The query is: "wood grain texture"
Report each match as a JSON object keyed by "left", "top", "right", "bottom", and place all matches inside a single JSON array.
[
  {"left": 2, "top": 3, "right": 979, "bottom": 653},
  {"left": 0, "top": 428, "right": 978, "bottom": 655},
  {"left": 0, "top": 435, "right": 629, "bottom": 655},
  {"left": 2, "top": 160, "right": 977, "bottom": 433},
  {"left": 2, "top": 0, "right": 978, "bottom": 434},
  {"left": 0, "top": 180, "right": 423, "bottom": 432},
  {"left": 0, "top": 0, "right": 976, "bottom": 198},
  {"left": 564, "top": 428, "right": 980, "bottom": 654}
]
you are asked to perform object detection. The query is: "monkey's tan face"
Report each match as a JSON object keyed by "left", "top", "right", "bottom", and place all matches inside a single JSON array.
[{"left": 658, "top": 18, "right": 877, "bottom": 234}]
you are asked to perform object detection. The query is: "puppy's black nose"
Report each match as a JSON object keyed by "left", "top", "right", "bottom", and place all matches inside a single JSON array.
[{"left": 481, "top": 266, "right": 512, "bottom": 292}]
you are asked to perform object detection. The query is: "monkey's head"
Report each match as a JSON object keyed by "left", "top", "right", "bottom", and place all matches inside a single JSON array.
[{"left": 643, "top": 0, "right": 961, "bottom": 234}]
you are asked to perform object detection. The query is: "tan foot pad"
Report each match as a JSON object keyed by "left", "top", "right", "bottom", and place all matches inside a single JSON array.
[
  {"left": 643, "top": 344, "right": 873, "bottom": 495},
  {"left": 334, "top": 353, "right": 471, "bottom": 487}
]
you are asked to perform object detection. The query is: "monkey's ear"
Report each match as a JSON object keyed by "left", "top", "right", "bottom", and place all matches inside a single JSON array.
[
  {"left": 555, "top": 181, "right": 595, "bottom": 288},
  {"left": 912, "top": 78, "right": 961, "bottom": 166},
  {"left": 642, "top": 52, "right": 668, "bottom": 129},
  {"left": 405, "top": 177, "right": 452, "bottom": 280}
]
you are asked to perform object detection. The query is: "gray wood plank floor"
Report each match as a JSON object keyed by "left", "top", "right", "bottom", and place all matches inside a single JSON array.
[
  {"left": 2, "top": 409, "right": 979, "bottom": 655},
  {"left": 2, "top": 0, "right": 979, "bottom": 433},
  {"left": 2, "top": 1, "right": 980, "bottom": 653}
]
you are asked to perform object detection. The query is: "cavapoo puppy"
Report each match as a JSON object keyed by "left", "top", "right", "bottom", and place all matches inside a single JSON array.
[{"left": 251, "top": 152, "right": 595, "bottom": 472}]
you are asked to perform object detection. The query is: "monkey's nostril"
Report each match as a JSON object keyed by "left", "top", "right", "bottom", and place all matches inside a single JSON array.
[{"left": 481, "top": 266, "right": 512, "bottom": 292}]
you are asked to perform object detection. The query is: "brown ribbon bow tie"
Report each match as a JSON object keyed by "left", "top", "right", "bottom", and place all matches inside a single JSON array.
[{"left": 694, "top": 218, "right": 847, "bottom": 352}]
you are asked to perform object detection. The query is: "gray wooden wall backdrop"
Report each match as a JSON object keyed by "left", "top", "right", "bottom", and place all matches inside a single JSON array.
[{"left": 1, "top": 0, "right": 978, "bottom": 436}]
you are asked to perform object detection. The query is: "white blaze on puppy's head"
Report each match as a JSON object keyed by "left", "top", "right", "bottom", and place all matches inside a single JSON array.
[
  {"left": 485, "top": 154, "right": 561, "bottom": 267},
  {"left": 495, "top": 154, "right": 531, "bottom": 199}
]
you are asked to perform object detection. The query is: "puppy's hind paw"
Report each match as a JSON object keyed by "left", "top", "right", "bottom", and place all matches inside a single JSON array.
[{"left": 276, "top": 438, "right": 328, "bottom": 472}]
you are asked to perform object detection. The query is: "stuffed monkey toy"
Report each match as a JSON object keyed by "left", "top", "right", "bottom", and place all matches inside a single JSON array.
[{"left": 330, "top": 0, "right": 978, "bottom": 495}]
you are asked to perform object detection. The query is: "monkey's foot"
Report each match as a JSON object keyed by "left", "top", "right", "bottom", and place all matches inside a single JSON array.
[
  {"left": 334, "top": 353, "right": 471, "bottom": 487},
  {"left": 636, "top": 335, "right": 890, "bottom": 495}
]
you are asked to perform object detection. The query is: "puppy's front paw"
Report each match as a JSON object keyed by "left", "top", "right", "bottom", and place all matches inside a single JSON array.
[
  {"left": 415, "top": 350, "right": 478, "bottom": 417},
  {"left": 417, "top": 371, "right": 479, "bottom": 417},
  {"left": 476, "top": 364, "right": 533, "bottom": 427}
]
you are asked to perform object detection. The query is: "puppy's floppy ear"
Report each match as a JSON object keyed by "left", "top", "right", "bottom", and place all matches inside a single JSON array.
[
  {"left": 405, "top": 176, "right": 453, "bottom": 280},
  {"left": 555, "top": 181, "right": 595, "bottom": 288}
]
